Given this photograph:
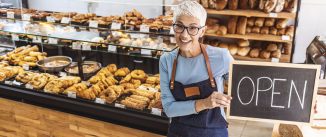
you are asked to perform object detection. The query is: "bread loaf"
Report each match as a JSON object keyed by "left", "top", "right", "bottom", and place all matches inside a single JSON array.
[
  {"left": 237, "top": 17, "right": 247, "bottom": 35},
  {"left": 276, "top": 19, "right": 288, "bottom": 29},
  {"left": 277, "top": 28, "right": 286, "bottom": 35},
  {"left": 264, "top": 0, "right": 278, "bottom": 13},
  {"left": 274, "top": 0, "right": 285, "bottom": 12},
  {"left": 237, "top": 47, "right": 251, "bottom": 56},
  {"left": 228, "top": 44, "right": 238, "bottom": 55},
  {"left": 285, "top": 25, "right": 294, "bottom": 38},
  {"left": 271, "top": 50, "right": 282, "bottom": 58},
  {"left": 247, "top": 17, "right": 255, "bottom": 27},
  {"left": 228, "top": 0, "right": 239, "bottom": 10},
  {"left": 217, "top": 26, "right": 228, "bottom": 35},
  {"left": 260, "top": 50, "right": 271, "bottom": 59},
  {"left": 269, "top": 27, "right": 278, "bottom": 35},
  {"left": 208, "top": 0, "right": 217, "bottom": 9},
  {"left": 215, "top": 0, "right": 228, "bottom": 10},
  {"left": 283, "top": 43, "right": 291, "bottom": 55},
  {"left": 284, "top": 0, "right": 298, "bottom": 13},
  {"left": 201, "top": 0, "right": 209, "bottom": 8},
  {"left": 238, "top": 40, "right": 250, "bottom": 47},
  {"left": 219, "top": 43, "right": 229, "bottom": 49},
  {"left": 239, "top": 0, "right": 249, "bottom": 9},
  {"left": 261, "top": 27, "right": 269, "bottom": 34},
  {"left": 228, "top": 16, "right": 239, "bottom": 34},
  {"left": 255, "top": 18, "right": 265, "bottom": 27},
  {"left": 249, "top": 48, "right": 260, "bottom": 58},
  {"left": 264, "top": 18, "right": 275, "bottom": 27},
  {"left": 252, "top": 26, "right": 261, "bottom": 33},
  {"left": 266, "top": 43, "right": 278, "bottom": 52},
  {"left": 246, "top": 26, "right": 252, "bottom": 33},
  {"left": 249, "top": 0, "right": 259, "bottom": 9}
]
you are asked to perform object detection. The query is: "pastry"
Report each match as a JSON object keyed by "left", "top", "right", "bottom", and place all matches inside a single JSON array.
[
  {"left": 228, "top": 16, "right": 238, "bottom": 34},
  {"left": 215, "top": 0, "right": 228, "bottom": 10},
  {"left": 249, "top": 0, "right": 259, "bottom": 9},
  {"left": 216, "top": 26, "right": 227, "bottom": 35},
  {"left": 131, "top": 70, "right": 147, "bottom": 81},
  {"left": 64, "top": 83, "right": 88, "bottom": 95},
  {"left": 285, "top": 26, "right": 294, "bottom": 38},
  {"left": 255, "top": 18, "right": 265, "bottom": 27},
  {"left": 261, "top": 27, "right": 269, "bottom": 34},
  {"left": 247, "top": 17, "right": 255, "bottom": 27},
  {"left": 283, "top": 43, "right": 291, "bottom": 55},
  {"left": 237, "top": 17, "right": 247, "bottom": 35},
  {"left": 146, "top": 76, "right": 158, "bottom": 85},
  {"left": 239, "top": 0, "right": 249, "bottom": 9},
  {"left": 15, "top": 71, "right": 37, "bottom": 84},
  {"left": 260, "top": 50, "right": 271, "bottom": 59},
  {"left": 219, "top": 43, "right": 229, "bottom": 49},
  {"left": 208, "top": 0, "right": 217, "bottom": 9},
  {"left": 249, "top": 48, "right": 260, "bottom": 58},
  {"left": 206, "top": 18, "right": 219, "bottom": 26},
  {"left": 264, "top": 18, "right": 275, "bottom": 27},
  {"left": 132, "top": 89, "right": 155, "bottom": 99},
  {"left": 252, "top": 27, "right": 261, "bottom": 33},
  {"left": 271, "top": 50, "right": 282, "bottom": 58},
  {"left": 120, "top": 74, "right": 132, "bottom": 84},
  {"left": 114, "top": 67, "right": 130, "bottom": 77},
  {"left": 228, "top": 44, "right": 238, "bottom": 55},
  {"left": 120, "top": 83, "right": 136, "bottom": 90},
  {"left": 266, "top": 43, "right": 278, "bottom": 52},
  {"left": 228, "top": 0, "right": 239, "bottom": 10},
  {"left": 107, "top": 64, "right": 117, "bottom": 73},
  {"left": 269, "top": 27, "right": 278, "bottom": 35},
  {"left": 148, "top": 92, "right": 162, "bottom": 109},
  {"left": 238, "top": 40, "right": 250, "bottom": 47},
  {"left": 237, "top": 47, "right": 251, "bottom": 56},
  {"left": 276, "top": 19, "right": 288, "bottom": 29}
]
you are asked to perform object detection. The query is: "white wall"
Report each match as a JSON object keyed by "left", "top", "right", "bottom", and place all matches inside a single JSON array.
[{"left": 293, "top": 0, "right": 326, "bottom": 63}]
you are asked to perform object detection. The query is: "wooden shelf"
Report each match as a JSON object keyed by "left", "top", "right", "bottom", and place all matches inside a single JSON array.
[
  {"left": 206, "top": 9, "right": 296, "bottom": 19},
  {"left": 233, "top": 54, "right": 291, "bottom": 63},
  {"left": 205, "top": 33, "right": 292, "bottom": 43}
]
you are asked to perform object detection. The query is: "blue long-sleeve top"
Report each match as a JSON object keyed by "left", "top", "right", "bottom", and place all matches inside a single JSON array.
[{"left": 159, "top": 45, "right": 233, "bottom": 118}]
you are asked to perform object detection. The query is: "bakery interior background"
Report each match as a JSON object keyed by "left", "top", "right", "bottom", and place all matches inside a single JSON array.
[{"left": 7, "top": 0, "right": 326, "bottom": 63}]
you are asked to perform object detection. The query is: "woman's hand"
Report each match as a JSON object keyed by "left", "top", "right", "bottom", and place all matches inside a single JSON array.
[{"left": 195, "top": 92, "right": 232, "bottom": 112}]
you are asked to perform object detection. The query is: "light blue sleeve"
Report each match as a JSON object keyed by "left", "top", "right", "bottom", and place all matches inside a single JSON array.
[
  {"left": 222, "top": 49, "right": 234, "bottom": 81},
  {"left": 159, "top": 54, "right": 197, "bottom": 118}
]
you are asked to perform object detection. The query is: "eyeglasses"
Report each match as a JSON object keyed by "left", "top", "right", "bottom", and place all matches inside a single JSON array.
[{"left": 172, "top": 23, "right": 204, "bottom": 36}]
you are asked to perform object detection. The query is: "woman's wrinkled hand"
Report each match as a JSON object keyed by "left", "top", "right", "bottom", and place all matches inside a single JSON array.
[{"left": 195, "top": 92, "right": 232, "bottom": 112}]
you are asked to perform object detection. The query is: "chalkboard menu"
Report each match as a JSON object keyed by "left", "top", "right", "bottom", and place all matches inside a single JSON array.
[{"left": 227, "top": 61, "right": 320, "bottom": 124}]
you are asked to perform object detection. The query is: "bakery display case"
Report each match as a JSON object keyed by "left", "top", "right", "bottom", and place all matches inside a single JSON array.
[{"left": 201, "top": 0, "right": 300, "bottom": 63}]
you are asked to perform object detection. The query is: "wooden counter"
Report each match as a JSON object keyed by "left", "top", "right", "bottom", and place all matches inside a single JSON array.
[{"left": 0, "top": 97, "right": 164, "bottom": 137}]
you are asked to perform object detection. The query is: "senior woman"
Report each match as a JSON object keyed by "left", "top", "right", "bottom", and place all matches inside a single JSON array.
[{"left": 159, "top": 1, "right": 233, "bottom": 137}]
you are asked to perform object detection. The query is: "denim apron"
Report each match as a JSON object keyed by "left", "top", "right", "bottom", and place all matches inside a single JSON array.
[{"left": 167, "top": 44, "right": 228, "bottom": 137}]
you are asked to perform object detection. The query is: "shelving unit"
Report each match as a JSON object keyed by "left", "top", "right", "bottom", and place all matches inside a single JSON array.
[
  {"left": 205, "top": 33, "right": 292, "bottom": 43},
  {"left": 206, "top": 9, "right": 296, "bottom": 19},
  {"left": 232, "top": 54, "right": 291, "bottom": 63}
]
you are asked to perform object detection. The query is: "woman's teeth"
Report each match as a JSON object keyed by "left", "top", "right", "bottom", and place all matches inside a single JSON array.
[{"left": 181, "top": 39, "right": 191, "bottom": 43}]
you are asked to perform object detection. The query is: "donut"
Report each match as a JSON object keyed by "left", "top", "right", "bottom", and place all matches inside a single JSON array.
[
  {"left": 114, "top": 67, "right": 130, "bottom": 77},
  {"left": 0, "top": 72, "right": 6, "bottom": 81},
  {"left": 107, "top": 64, "right": 117, "bottom": 73},
  {"left": 120, "top": 74, "right": 131, "bottom": 84},
  {"left": 131, "top": 79, "right": 141, "bottom": 88},
  {"left": 146, "top": 76, "right": 157, "bottom": 85},
  {"left": 131, "top": 70, "right": 146, "bottom": 79}
]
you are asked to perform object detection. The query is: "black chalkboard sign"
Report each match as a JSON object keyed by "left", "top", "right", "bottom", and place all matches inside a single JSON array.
[{"left": 227, "top": 61, "right": 320, "bottom": 124}]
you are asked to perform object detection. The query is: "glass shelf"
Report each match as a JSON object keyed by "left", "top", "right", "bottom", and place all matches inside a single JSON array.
[{"left": 0, "top": 18, "right": 178, "bottom": 52}]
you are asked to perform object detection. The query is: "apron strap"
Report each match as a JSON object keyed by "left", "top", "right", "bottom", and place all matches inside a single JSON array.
[{"left": 170, "top": 44, "right": 216, "bottom": 90}]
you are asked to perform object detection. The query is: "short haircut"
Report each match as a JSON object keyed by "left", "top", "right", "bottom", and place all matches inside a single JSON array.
[{"left": 173, "top": 0, "right": 207, "bottom": 26}]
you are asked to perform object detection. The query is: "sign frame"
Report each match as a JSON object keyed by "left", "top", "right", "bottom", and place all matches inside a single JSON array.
[{"left": 227, "top": 61, "right": 320, "bottom": 125}]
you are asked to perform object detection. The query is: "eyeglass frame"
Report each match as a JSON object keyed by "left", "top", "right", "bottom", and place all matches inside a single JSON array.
[{"left": 172, "top": 23, "right": 205, "bottom": 36}]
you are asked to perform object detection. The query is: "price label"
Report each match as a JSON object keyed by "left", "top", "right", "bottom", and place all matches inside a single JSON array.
[
  {"left": 32, "top": 36, "right": 42, "bottom": 43},
  {"left": 282, "top": 35, "right": 291, "bottom": 41},
  {"left": 22, "top": 64, "right": 29, "bottom": 70},
  {"left": 271, "top": 58, "right": 280, "bottom": 63},
  {"left": 72, "top": 42, "right": 81, "bottom": 50},
  {"left": 107, "top": 45, "right": 117, "bottom": 52},
  {"left": 61, "top": 17, "right": 71, "bottom": 24},
  {"left": 46, "top": 16, "right": 56, "bottom": 23},
  {"left": 89, "top": 21, "right": 98, "bottom": 28},
  {"left": 67, "top": 91, "right": 77, "bottom": 99},
  {"left": 111, "top": 22, "right": 121, "bottom": 30},
  {"left": 59, "top": 72, "right": 67, "bottom": 77},
  {"left": 12, "top": 80, "right": 22, "bottom": 86},
  {"left": 169, "top": 26, "right": 174, "bottom": 35},
  {"left": 141, "top": 49, "right": 152, "bottom": 55},
  {"left": 269, "top": 13, "right": 278, "bottom": 18},
  {"left": 7, "top": 12, "right": 14, "bottom": 19},
  {"left": 82, "top": 44, "right": 91, "bottom": 51},
  {"left": 140, "top": 25, "right": 150, "bottom": 32},
  {"left": 4, "top": 81, "right": 13, "bottom": 85},
  {"left": 95, "top": 98, "right": 105, "bottom": 104},
  {"left": 115, "top": 103, "right": 125, "bottom": 108},
  {"left": 22, "top": 14, "right": 31, "bottom": 21},
  {"left": 170, "top": 37, "right": 176, "bottom": 43},
  {"left": 11, "top": 34, "right": 19, "bottom": 41},
  {"left": 48, "top": 38, "right": 58, "bottom": 44},
  {"left": 151, "top": 108, "right": 162, "bottom": 116},
  {"left": 25, "top": 84, "right": 33, "bottom": 89}
]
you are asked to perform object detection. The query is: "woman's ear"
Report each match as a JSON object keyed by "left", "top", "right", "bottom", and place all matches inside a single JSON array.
[{"left": 199, "top": 26, "right": 207, "bottom": 38}]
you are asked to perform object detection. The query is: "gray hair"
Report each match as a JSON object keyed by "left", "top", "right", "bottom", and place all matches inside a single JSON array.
[{"left": 173, "top": 0, "right": 207, "bottom": 26}]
